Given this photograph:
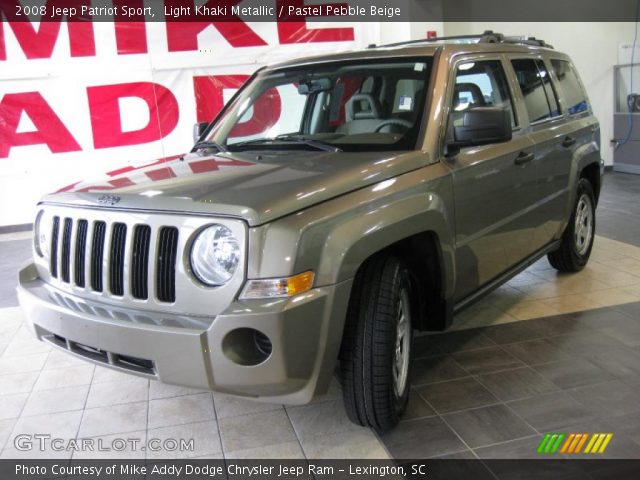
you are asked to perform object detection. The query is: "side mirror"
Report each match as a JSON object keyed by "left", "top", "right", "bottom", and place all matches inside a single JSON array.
[
  {"left": 448, "top": 107, "right": 512, "bottom": 152},
  {"left": 193, "top": 122, "right": 209, "bottom": 143}
]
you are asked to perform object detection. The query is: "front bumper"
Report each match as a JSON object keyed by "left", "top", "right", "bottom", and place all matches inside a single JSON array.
[{"left": 17, "top": 263, "right": 352, "bottom": 404}]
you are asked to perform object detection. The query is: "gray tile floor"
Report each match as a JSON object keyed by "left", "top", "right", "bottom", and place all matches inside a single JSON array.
[
  {"left": 383, "top": 304, "right": 640, "bottom": 459},
  {"left": 0, "top": 238, "right": 31, "bottom": 308},
  {"left": 0, "top": 171, "right": 639, "bottom": 460},
  {"left": 597, "top": 172, "right": 640, "bottom": 247}
]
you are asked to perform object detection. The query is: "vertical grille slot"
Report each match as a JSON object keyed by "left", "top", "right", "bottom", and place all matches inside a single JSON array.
[
  {"left": 109, "top": 223, "right": 127, "bottom": 296},
  {"left": 91, "top": 221, "right": 106, "bottom": 292},
  {"left": 156, "top": 227, "right": 178, "bottom": 303},
  {"left": 60, "top": 218, "right": 73, "bottom": 283},
  {"left": 74, "top": 220, "right": 88, "bottom": 288},
  {"left": 50, "top": 216, "right": 60, "bottom": 278},
  {"left": 131, "top": 225, "right": 151, "bottom": 299}
]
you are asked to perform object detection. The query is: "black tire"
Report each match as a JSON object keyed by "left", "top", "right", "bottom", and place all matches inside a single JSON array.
[
  {"left": 339, "top": 255, "right": 413, "bottom": 431},
  {"left": 548, "top": 178, "right": 596, "bottom": 272}
]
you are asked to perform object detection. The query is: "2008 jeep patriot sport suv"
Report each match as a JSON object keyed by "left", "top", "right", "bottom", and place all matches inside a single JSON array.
[{"left": 18, "top": 32, "right": 602, "bottom": 430}]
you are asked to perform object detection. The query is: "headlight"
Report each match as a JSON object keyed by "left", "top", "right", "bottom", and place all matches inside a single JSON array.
[
  {"left": 190, "top": 224, "right": 240, "bottom": 286},
  {"left": 34, "top": 210, "right": 49, "bottom": 258}
]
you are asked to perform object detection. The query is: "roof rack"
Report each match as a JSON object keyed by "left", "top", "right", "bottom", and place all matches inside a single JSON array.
[{"left": 369, "top": 30, "right": 554, "bottom": 50}]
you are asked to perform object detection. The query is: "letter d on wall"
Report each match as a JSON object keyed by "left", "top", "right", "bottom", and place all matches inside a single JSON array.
[{"left": 87, "top": 82, "right": 179, "bottom": 149}]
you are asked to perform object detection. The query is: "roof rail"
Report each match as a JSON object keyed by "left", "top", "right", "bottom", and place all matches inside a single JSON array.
[
  {"left": 369, "top": 30, "right": 554, "bottom": 50},
  {"left": 488, "top": 31, "right": 555, "bottom": 49}
]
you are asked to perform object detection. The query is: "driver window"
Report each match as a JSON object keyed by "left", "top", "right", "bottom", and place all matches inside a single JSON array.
[{"left": 452, "top": 60, "right": 517, "bottom": 128}]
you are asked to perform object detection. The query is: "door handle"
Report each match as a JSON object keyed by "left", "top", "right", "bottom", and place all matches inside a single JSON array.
[
  {"left": 514, "top": 151, "right": 534, "bottom": 166},
  {"left": 562, "top": 136, "right": 576, "bottom": 148}
]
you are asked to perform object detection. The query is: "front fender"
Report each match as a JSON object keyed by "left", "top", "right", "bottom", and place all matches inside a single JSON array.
[
  {"left": 247, "top": 163, "right": 456, "bottom": 299},
  {"left": 316, "top": 192, "right": 454, "bottom": 291}
]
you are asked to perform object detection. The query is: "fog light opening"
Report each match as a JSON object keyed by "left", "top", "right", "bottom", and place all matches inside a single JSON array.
[
  {"left": 253, "top": 330, "right": 272, "bottom": 357},
  {"left": 222, "top": 328, "right": 272, "bottom": 366}
]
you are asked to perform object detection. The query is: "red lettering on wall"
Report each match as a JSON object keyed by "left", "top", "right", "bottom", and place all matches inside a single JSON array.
[
  {"left": 87, "top": 82, "right": 179, "bottom": 149},
  {"left": 0, "top": 0, "right": 95, "bottom": 60},
  {"left": 112, "top": 0, "right": 148, "bottom": 55},
  {"left": 192, "top": 74, "right": 282, "bottom": 137},
  {"left": 0, "top": 91, "right": 81, "bottom": 158},
  {"left": 276, "top": 0, "right": 354, "bottom": 44},
  {"left": 165, "top": 0, "right": 267, "bottom": 50},
  {"left": 193, "top": 74, "right": 248, "bottom": 123}
]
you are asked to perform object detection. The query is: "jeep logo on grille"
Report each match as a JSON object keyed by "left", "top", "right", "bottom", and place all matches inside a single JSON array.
[{"left": 96, "top": 194, "right": 121, "bottom": 206}]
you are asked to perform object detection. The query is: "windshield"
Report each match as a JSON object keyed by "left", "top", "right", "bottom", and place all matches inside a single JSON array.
[{"left": 206, "top": 57, "right": 433, "bottom": 152}]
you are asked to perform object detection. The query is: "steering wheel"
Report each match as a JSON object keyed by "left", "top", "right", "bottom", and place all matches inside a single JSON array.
[{"left": 374, "top": 118, "right": 413, "bottom": 133}]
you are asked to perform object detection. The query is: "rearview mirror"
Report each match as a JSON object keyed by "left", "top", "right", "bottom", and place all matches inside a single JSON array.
[
  {"left": 297, "top": 78, "right": 332, "bottom": 95},
  {"left": 448, "top": 107, "right": 512, "bottom": 152},
  {"left": 193, "top": 122, "right": 209, "bottom": 143}
]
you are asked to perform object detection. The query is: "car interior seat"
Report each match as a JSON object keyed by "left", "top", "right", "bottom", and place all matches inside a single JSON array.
[{"left": 453, "top": 83, "right": 486, "bottom": 111}]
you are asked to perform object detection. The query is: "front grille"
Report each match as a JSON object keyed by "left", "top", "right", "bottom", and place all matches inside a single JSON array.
[{"left": 48, "top": 217, "right": 179, "bottom": 303}]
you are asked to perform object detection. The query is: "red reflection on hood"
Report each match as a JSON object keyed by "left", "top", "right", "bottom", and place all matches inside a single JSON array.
[{"left": 56, "top": 154, "right": 253, "bottom": 194}]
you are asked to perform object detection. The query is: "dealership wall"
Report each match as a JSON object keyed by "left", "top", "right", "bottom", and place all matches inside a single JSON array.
[
  {"left": 442, "top": 22, "right": 636, "bottom": 168},
  {"left": 0, "top": 17, "right": 447, "bottom": 228},
  {"left": 0, "top": 21, "right": 377, "bottom": 227},
  {"left": 0, "top": 19, "right": 631, "bottom": 227}
]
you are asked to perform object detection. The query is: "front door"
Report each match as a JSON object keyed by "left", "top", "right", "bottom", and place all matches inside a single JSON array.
[{"left": 445, "top": 58, "right": 537, "bottom": 301}]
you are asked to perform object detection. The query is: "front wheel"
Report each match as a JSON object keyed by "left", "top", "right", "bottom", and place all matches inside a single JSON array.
[
  {"left": 548, "top": 178, "right": 596, "bottom": 272},
  {"left": 339, "top": 255, "right": 413, "bottom": 431}
]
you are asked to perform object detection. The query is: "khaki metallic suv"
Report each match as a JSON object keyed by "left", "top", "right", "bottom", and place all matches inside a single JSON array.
[{"left": 18, "top": 32, "right": 602, "bottom": 430}]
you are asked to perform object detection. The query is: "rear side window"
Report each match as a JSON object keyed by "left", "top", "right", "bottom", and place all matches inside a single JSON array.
[
  {"left": 550, "top": 59, "right": 589, "bottom": 115},
  {"left": 535, "top": 60, "right": 561, "bottom": 117},
  {"left": 511, "top": 59, "right": 559, "bottom": 123}
]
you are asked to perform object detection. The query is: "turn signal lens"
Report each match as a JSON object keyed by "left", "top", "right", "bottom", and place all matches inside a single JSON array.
[{"left": 240, "top": 271, "right": 315, "bottom": 299}]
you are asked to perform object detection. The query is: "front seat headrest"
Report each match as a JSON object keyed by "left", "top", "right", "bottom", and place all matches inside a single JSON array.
[
  {"left": 346, "top": 93, "right": 382, "bottom": 121},
  {"left": 454, "top": 83, "right": 486, "bottom": 108}
]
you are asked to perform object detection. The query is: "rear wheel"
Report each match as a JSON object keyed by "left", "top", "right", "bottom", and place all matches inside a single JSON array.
[
  {"left": 339, "top": 255, "right": 413, "bottom": 431},
  {"left": 548, "top": 178, "right": 596, "bottom": 272}
]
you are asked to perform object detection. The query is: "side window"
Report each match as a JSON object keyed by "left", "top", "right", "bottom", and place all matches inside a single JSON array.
[
  {"left": 535, "top": 60, "right": 561, "bottom": 117},
  {"left": 550, "top": 59, "right": 589, "bottom": 115},
  {"left": 453, "top": 60, "right": 517, "bottom": 128},
  {"left": 511, "top": 59, "right": 557, "bottom": 123}
]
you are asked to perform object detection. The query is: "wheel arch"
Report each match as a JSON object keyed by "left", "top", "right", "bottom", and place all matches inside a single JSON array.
[
  {"left": 340, "top": 227, "right": 454, "bottom": 334},
  {"left": 579, "top": 161, "right": 602, "bottom": 204}
]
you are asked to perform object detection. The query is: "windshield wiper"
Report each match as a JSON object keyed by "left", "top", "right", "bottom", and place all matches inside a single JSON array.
[
  {"left": 192, "top": 141, "right": 228, "bottom": 153},
  {"left": 229, "top": 137, "right": 341, "bottom": 152}
]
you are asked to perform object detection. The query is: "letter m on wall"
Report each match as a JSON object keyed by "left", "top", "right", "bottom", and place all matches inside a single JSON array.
[{"left": 0, "top": 0, "right": 95, "bottom": 60}]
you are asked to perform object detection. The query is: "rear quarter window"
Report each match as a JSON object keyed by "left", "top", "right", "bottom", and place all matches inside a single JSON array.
[{"left": 550, "top": 59, "right": 590, "bottom": 115}]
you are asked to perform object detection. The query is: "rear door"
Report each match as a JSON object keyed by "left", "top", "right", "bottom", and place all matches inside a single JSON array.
[
  {"left": 547, "top": 58, "right": 600, "bottom": 223},
  {"left": 444, "top": 56, "right": 537, "bottom": 301},
  {"left": 508, "top": 57, "right": 582, "bottom": 251}
]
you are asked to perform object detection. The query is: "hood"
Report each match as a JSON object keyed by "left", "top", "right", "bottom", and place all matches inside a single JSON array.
[{"left": 43, "top": 150, "right": 430, "bottom": 226}]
